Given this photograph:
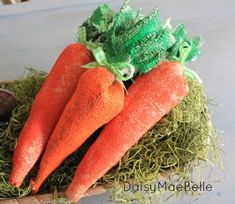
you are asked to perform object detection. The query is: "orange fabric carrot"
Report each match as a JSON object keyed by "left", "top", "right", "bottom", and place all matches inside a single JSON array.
[
  {"left": 10, "top": 43, "right": 92, "bottom": 187},
  {"left": 31, "top": 67, "right": 124, "bottom": 192},
  {"left": 65, "top": 61, "right": 189, "bottom": 202}
]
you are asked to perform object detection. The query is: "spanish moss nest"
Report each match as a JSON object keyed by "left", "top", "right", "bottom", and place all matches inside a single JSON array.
[{"left": 0, "top": 69, "right": 221, "bottom": 203}]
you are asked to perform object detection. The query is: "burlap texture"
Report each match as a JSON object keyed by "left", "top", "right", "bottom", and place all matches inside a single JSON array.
[
  {"left": 31, "top": 67, "right": 124, "bottom": 192},
  {"left": 66, "top": 62, "right": 189, "bottom": 202},
  {"left": 10, "top": 44, "right": 92, "bottom": 187}
]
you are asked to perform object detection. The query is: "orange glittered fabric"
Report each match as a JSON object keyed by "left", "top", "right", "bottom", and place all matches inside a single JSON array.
[
  {"left": 65, "top": 61, "right": 189, "bottom": 202},
  {"left": 10, "top": 43, "right": 93, "bottom": 187},
  {"left": 31, "top": 67, "right": 124, "bottom": 192}
]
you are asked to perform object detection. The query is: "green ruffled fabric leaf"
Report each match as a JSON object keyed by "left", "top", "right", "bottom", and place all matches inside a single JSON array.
[
  {"left": 81, "top": 4, "right": 115, "bottom": 43},
  {"left": 167, "top": 24, "right": 202, "bottom": 63},
  {"left": 174, "top": 24, "right": 187, "bottom": 42},
  {"left": 79, "top": 0, "right": 202, "bottom": 74},
  {"left": 186, "top": 36, "right": 202, "bottom": 62}
]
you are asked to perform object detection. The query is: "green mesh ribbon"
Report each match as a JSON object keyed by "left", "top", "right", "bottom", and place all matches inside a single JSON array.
[
  {"left": 168, "top": 24, "right": 202, "bottom": 63},
  {"left": 172, "top": 41, "right": 202, "bottom": 83},
  {"left": 79, "top": 0, "right": 202, "bottom": 76},
  {"left": 81, "top": 4, "right": 115, "bottom": 43},
  {"left": 103, "top": 3, "right": 177, "bottom": 73}
]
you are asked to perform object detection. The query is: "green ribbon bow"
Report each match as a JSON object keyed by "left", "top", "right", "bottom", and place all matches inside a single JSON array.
[
  {"left": 174, "top": 41, "right": 203, "bottom": 84},
  {"left": 78, "top": 26, "right": 135, "bottom": 82}
]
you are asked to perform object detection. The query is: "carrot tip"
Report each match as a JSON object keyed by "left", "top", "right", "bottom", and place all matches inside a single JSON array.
[
  {"left": 9, "top": 175, "right": 22, "bottom": 188},
  {"left": 65, "top": 190, "right": 83, "bottom": 203},
  {"left": 30, "top": 179, "right": 39, "bottom": 193}
]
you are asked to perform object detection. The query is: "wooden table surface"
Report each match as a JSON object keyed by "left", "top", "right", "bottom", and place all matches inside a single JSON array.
[{"left": 0, "top": 0, "right": 235, "bottom": 203}]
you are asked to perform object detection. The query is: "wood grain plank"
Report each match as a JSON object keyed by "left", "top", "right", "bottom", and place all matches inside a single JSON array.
[
  {"left": 0, "top": 199, "right": 19, "bottom": 204},
  {"left": 84, "top": 186, "right": 107, "bottom": 197},
  {"left": 34, "top": 187, "right": 107, "bottom": 201},
  {"left": 17, "top": 196, "right": 41, "bottom": 204},
  {"left": 35, "top": 193, "right": 53, "bottom": 203}
]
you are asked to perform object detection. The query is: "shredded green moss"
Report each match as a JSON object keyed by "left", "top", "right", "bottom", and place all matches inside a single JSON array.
[
  {"left": 0, "top": 68, "right": 46, "bottom": 198},
  {"left": 0, "top": 69, "right": 221, "bottom": 204}
]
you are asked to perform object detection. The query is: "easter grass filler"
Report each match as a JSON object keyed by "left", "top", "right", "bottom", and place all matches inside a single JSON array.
[{"left": 0, "top": 69, "right": 221, "bottom": 203}]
